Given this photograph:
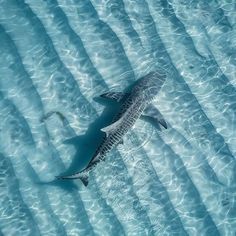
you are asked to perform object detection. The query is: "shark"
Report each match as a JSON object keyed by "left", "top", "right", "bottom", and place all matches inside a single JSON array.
[{"left": 57, "top": 71, "right": 167, "bottom": 186}]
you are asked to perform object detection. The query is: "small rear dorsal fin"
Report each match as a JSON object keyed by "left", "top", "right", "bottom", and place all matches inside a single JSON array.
[
  {"left": 80, "top": 175, "right": 89, "bottom": 186},
  {"left": 158, "top": 119, "right": 167, "bottom": 129}
]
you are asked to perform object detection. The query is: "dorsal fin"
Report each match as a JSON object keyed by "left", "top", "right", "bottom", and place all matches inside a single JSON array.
[
  {"left": 56, "top": 173, "right": 89, "bottom": 187},
  {"left": 101, "top": 119, "right": 122, "bottom": 136}
]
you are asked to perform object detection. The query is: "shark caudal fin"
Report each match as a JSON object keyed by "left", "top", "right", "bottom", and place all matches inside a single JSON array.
[{"left": 56, "top": 173, "right": 89, "bottom": 187}]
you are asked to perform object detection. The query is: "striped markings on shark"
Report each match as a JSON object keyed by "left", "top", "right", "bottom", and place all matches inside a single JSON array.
[{"left": 47, "top": 71, "right": 167, "bottom": 186}]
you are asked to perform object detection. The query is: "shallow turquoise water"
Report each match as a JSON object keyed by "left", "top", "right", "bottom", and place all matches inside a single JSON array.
[{"left": 0, "top": 0, "right": 236, "bottom": 235}]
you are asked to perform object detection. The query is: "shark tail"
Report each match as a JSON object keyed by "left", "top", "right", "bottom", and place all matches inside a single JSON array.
[{"left": 56, "top": 173, "right": 89, "bottom": 187}]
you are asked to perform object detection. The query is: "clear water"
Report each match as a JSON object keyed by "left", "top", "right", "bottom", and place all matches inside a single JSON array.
[{"left": 0, "top": 0, "right": 236, "bottom": 235}]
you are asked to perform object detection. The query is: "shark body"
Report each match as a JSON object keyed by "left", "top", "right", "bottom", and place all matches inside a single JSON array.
[{"left": 57, "top": 71, "right": 167, "bottom": 186}]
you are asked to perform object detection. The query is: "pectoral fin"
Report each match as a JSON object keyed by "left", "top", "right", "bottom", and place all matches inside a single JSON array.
[
  {"left": 142, "top": 104, "right": 167, "bottom": 129},
  {"left": 118, "top": 139, "right": 124, "bottom": 145},
  {"left": 100, "top": 92, "right": 128, "bottom": 102},
  {"left": 41, "top": 111, "right": 66, "bottom": 123}
]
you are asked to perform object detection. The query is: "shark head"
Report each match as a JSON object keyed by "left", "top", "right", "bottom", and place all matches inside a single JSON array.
[{"left": 132, "top": 71, "right": 166, "bottom": 100}]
